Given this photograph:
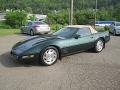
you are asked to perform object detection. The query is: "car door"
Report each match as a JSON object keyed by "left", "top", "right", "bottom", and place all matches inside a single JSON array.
[
  {"left": 62, "top": 28, "right": 95, "bottom": 54},
  {"left": 22, "top": 23, "right": 28, "bottom": 33},
  {"left": 23, "top": 22, "right": 32, "bottom": 33},
  {"left": 26, "top": 22, "right": 33, "bottom": 34}
]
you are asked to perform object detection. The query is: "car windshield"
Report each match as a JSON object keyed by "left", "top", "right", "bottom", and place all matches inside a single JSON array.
[
  {"left": 34, "top": 22, "right": 47, "bottom": 25},
  {"left": 53, "top": 27, "right": 78, "bottom": 38},
  {"left": 116, "top": 23, "right": 120, "bottom": 26}
]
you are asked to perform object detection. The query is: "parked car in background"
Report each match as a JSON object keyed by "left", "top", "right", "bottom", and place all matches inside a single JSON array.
[
  {"left": 11, "top": 25, "right": 110, "bottom": 66},
  {"left": 109, "top": 22, "right": 120, "bottom": 35},
  {"left": 20, "top": 21, "right": 50, "bottom": 36}
]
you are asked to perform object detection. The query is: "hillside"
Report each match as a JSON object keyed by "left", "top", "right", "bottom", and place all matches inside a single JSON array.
[{"left": 0, "top": 0, "right": 120, "bottom": 14}]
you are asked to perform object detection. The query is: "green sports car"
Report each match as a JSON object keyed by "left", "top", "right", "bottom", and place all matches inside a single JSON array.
[{"left": 11, "top": 25, "right": 110, "bottom": 66}]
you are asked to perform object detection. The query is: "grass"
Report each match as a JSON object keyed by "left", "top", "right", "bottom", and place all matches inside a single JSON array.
[
  {"left": 0, "top": 29, "right": 20, "bottom": 37},
  {"left": 95, "top": 26, "right": 105, "bottom": 32},
  {"left": 0, "top": 26, "right": 109, "bottom": 37},
  {"left": 95, "top": 26, "right": 110, "bottom": 32}
]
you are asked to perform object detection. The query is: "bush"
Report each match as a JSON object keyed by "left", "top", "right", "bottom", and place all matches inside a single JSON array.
[
  {"left": 96, "top": 26, "right": 109, "bottom": 32},
  {"left": 47, "top": 10, "right": 69, "bottom": 25},
  {"left": 5, "top": 10, "right": 27, "bottom": 28},
  {"left": 95, "top": 26, "right": 104, "bottom": 32},
  {"left": 75, "top": 10, "right": 95, "bottom": 25},
  {"left": 104, "top": 26, "right": 110, "bottom": 31},
  {"left": 50, "top": 24, "right": 64, "bottom": 32},
  {"left": 0, "top": 22, "right": 12, "bottom": 29}
]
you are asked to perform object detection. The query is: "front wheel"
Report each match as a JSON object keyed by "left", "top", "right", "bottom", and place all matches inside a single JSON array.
[
  {"left": 40, "top": 46, "right": 59, "bottom": 66},
  {"left": 94, "top": 39, "right": 104, "bottom": 53}
]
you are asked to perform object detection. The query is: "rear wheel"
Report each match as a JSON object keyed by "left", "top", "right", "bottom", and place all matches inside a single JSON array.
[
  {"left": 40, "top": 46, "right": 59, "bottom": 66},
  {"left": 94, "top": 39, "right": 104, "bottom": 53},
  {"left": 30, "top": 30, "right": 34, "bottom": 36}
]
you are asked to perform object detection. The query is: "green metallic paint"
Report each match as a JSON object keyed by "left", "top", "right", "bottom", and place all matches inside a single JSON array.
[{"left": 11, "top": 31, "right": 110, "bottom": 60}]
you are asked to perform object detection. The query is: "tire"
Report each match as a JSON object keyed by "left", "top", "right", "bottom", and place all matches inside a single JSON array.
[
  {"left": 30, "top": 30, "right": 34, "bottom": 36},
  {"left": 113, "top": 30, "right": 116, "bottom": 36},
  {"left": 40, "top": 46, "right": 59, "bottom": 66},
  {"left": 94, "top": 39, "right": 104, "bottom": 53}
]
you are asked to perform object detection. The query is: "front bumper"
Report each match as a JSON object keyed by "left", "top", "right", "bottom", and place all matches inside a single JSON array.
[
  {"left": 116, "top": 30, "right": 120, "bottom": 34},
  {"left": 10, "top": 51, "right": 21, "bottom": 60},
  {"left": 10, "top": 51, "right": 39, "bottom": 61},
  {"left": 35, "top": 29, "right": 50, "bottom": 34}
]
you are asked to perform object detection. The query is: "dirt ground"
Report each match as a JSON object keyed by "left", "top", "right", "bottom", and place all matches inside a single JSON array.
[{"left": 0, "top": 34, "right": 120, "bottom": 90}]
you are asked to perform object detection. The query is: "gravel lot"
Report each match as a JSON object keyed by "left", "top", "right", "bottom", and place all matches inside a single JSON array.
[{"left": 0, "top": 34, "right": 120, "bottom": 90}]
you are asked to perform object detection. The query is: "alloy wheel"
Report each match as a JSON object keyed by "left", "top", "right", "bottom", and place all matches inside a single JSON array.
[
  {"left": 96, "top": 40, "right": 104, "bottom": 52},
  {"left": 42, "top": 48, "right": 58, "bottom": 65}
]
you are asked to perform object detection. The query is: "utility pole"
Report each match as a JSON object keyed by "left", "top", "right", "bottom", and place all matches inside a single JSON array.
[
  {"left": 70, "top": 0, "right": 73, "bottom": 25},
  {"left": 94, "top": 0, "right": 98, "bottom": 27}
]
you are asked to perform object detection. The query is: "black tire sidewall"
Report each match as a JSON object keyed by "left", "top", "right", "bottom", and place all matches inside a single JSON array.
[
  {"left": 30, "top": 30, "right": 34, "bottom": 36},
  {"left": 40, "top": 46, "right": 59, "bottom": 66}
]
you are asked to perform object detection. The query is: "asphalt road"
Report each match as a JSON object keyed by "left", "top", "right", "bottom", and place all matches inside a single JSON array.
[{"left": 0, "top": 34, "right": 120, "bottom": 90}]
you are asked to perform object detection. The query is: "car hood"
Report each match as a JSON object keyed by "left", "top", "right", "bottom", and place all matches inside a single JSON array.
[{"left": 12, "top": 35, "right": 64, "bottom": 55}]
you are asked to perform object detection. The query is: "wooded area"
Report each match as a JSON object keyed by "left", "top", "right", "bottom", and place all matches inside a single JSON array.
[
  {"left": 0, "top": 0, "right": 120, "bottom": 29},
  {"left": 0, "top": 0, "right": 119, "bottom": 13}
]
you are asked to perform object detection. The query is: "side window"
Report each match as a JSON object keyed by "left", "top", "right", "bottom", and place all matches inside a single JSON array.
[
  {"left": 76, "top": 28, "right": 91, "bottom": 37},
  {"left": 111, "top": 23, "right": 114, "bottom": 26},
  {"left": 27, "top": 22, "right": 32, "bottom": 26}
]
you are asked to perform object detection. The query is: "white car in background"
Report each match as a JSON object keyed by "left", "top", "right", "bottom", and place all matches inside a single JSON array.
[
  {"left": 109, "top": 22, "right": 120, "bottom": 35},
  {"left": 20, "top": 21, "right": 50, "bottom": 36}
]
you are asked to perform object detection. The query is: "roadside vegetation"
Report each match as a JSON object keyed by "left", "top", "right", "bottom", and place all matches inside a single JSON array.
[
  {"left": 0, "top": 29, "right": 19, "bottom": 37},
  {"left": 0, "top": 0, "right": 118, "bottom": 36}
]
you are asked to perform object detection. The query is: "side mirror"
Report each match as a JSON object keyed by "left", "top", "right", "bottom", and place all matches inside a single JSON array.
[{"left": 74, "top": 34, "right": 80, "bottom": 39}]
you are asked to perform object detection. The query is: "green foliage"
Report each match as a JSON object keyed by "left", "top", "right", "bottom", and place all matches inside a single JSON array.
[
  {"left": 96, "top": 26, "right": 105, "bottom": 32},
  {"left": 114, "top": 4, "right": 120, "bottom": 21},
  {"left": 104, "top": 26, "right": 110, "bottom": 31},
  {"left": 28, "top": 15, "right": 37, "bottom": 21},
  {"left": 75, "top": 10, "right": 95, "bottom": 25},
  {"left": 0, "top": 22, "right": 12, "bottom": 29},
  {"left": 50, "top": 24, "right": 63, "bottom": 32},
  {"left": 25, "top": 7, "right": 33, "bottom": 13},
  {"left": 97, "top": 8, "right": 113, "bottom": 21},
  {"left": 0, "top": 0, "right": 120, "bottom": 29},
  {"left": 96, "top": 26, "right": 109, "bottom": 32},
  {"left": 0, "top": 29, "right": 19, "bottom": 37},
  {"left": 47, "top": 10, "right": 69, "bottom": 25},
  {"left": 0, "top": 0, "right": 120, "bottom": 15},
  {"left": 5, "top": 10, "right": 27, "bottom": 28}
]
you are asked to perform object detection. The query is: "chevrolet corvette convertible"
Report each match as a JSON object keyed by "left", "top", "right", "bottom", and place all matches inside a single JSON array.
[{"left": 11, "top": 25, "right": 110, "bottom": 66}]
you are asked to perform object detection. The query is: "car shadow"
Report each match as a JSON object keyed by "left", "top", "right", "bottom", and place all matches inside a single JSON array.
[
  {"left": 15, "top": 33, "right": 31, "bottom": 37},
  {"left": 0, "top": 51, "right": 44, "bottom": 68}
]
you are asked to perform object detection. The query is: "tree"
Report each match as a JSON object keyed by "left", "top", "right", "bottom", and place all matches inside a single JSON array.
[
  {"left": 25, "top": 7, "right": 33, "bottom": 13},
  {"left": 47, "top": 10, "right": 69, "bottom": 25},
  {"left": 75, "top": 10, "right": 95, "bottom": 25},
  {"left": 5, "top": 10, "right": 27, "bottom": 28},
  {"left": 114, "top": 4, "right": 120, "bottom": 21}
]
